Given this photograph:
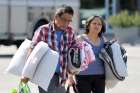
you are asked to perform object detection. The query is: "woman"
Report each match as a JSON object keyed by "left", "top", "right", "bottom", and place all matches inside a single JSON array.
[{"left": 75, "top": 16, "right": 106, "bottom": 93}]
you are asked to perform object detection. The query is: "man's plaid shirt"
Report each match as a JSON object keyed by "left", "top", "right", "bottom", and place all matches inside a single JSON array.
[{"left": 32, "top": 22, "right": 75, "bottom": 82}]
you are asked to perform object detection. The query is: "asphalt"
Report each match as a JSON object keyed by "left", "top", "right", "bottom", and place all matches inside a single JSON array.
[{"left": 0, "top": 44, "right": 140, "bottom": 93}]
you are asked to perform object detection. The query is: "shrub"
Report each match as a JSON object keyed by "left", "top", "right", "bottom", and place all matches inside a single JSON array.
[
  {"left": 132, "top": 12, "right": 140, "bottom": 27},
  {"left": 108, "top": 10, "right": 140, "bottom": 27}
]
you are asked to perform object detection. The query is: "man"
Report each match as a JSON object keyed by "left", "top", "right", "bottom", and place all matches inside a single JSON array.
[{"left": 21, "top": 5, "right": 75, "bottom": 93}]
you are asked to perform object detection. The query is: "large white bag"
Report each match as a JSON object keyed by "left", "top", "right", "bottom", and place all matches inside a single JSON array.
[
  {"left": 99, "top": 41, "right": 127, "bottom": 89},
  {"left": 30, "top": 48, "right": 59, "bottom": 91},
  {"left": 21, "top": 41, "right": 59, "bottom": 91},
  {"left": 5, "top": 39, "right": 31, "bottom": 76},
  {"left": 6, "top": 40, "right": 59, "bottom": 91},
  {"left": 111, "top": 42, "right": 127, "bottom": 77},
  {"left": 22, "top": 41, "right": 49, "bottom": 78},
  {"left": 104, "top": 62, "right": 120, "bottom": 89}
]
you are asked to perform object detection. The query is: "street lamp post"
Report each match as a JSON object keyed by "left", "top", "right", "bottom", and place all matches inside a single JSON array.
[{"left": 105, "top": 0, "right": 116, "bottom": 33}]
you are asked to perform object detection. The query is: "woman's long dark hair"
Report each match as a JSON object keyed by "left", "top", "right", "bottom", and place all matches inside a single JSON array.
[{"left": 85, "top": 16, "right": 106, "bottom": 37}]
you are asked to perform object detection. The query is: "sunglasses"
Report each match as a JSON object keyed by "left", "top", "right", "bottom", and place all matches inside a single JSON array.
[{"left": 59, "top": 16, "right": 72, "bottom": 23}]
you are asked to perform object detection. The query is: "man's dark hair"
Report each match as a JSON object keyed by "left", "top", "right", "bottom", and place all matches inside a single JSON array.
[{"left": 55, "top": 5, "right": 74, "bottom": 17}]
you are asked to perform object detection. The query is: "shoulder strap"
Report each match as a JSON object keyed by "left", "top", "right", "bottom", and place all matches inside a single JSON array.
[{"left": 79, "top": 34, "right": 94, "bottom": 47}]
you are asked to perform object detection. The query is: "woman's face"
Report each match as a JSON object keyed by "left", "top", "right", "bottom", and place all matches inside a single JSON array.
[{"left": 89, "top": 17, "right": 102, "bottom": 35}]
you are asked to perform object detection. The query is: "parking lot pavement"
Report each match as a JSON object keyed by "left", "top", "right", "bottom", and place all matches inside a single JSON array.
[{"left": 0, "top": 44, "right": 140, "bottom": 93}]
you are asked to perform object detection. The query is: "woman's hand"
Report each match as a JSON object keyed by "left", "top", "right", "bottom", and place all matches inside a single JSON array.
[{"left": 66, "top": 74, "right": 76, "bottom": 86}]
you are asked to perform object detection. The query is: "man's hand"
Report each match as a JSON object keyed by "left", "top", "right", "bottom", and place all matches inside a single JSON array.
[{"left": 20, "top": 76, "right": 29, "bottom": 83}]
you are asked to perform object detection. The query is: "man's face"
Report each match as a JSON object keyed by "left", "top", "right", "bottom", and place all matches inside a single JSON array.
[{"left": 55, "top": 13, "right": 73, "bottom": 30}]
